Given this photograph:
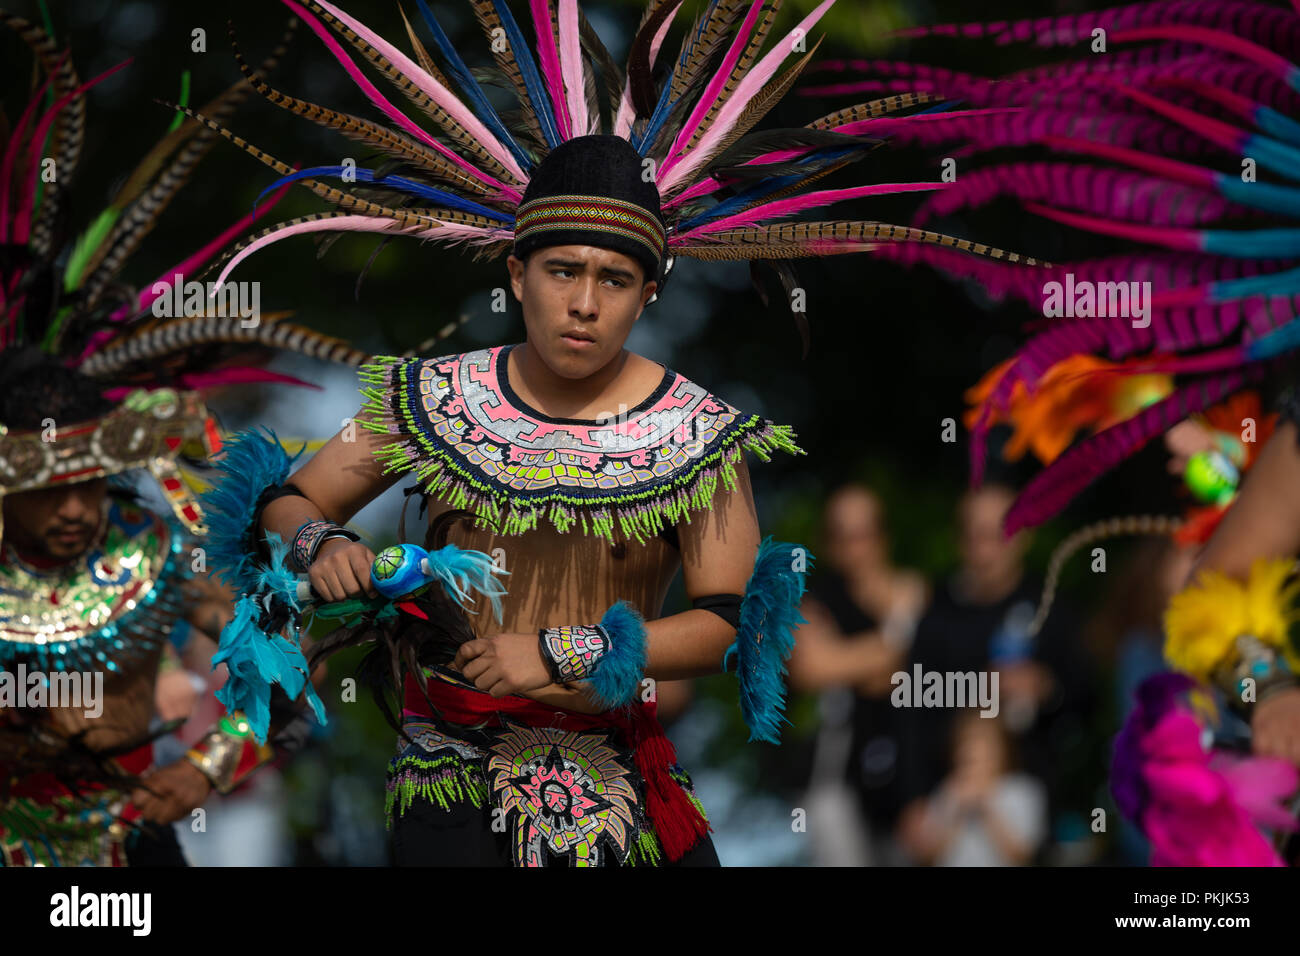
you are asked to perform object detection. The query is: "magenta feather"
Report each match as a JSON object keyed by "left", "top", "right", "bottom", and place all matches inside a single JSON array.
[
  {"left": 1004, "top": 368, "right": 1263, "bottom": 534},
  {"left": 0, "top": 72, "right": 54, "bottom": 243},
  {"left": 132, "top": 180, "right": 295, "bottom": 318},
  {"left": 663, "top": 0, "right": 767, "bottom": 166},
  {"left": 11, "top": 59, "right": 132, "bottom": 244},
  {"left": 676, "top": 182, "right": 945, "bottom": 239},
  {"left": 530, "top": 0, "right": 572, "bottom": 140},
  {"left": 279, "top": 0, "right": 519, "bottom": 197},
  {"left": 659, "top": 0, "right": 839, "bottom": 191},
  {"left": 895, "top": 2, "right": 1300, "bottom": 56},
  {"left": 912, "top": 162, "right": 1234, "bottom": 228},
  {"left": 308, "top": 0, "right": 527, "bottom": 187}
]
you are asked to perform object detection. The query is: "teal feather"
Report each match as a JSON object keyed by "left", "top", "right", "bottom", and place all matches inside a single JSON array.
[
  {"left": 588, "top": 599, "right": 647, "bottom": 711},
  {"left": 211, "top": 533, "right": 326, "bottom": 744},
  {"left": 723, "top": 537, "right": 813, "bottom": 744},
  {"left": 200, "top": 428, "right": 302, "bottom": 595}
]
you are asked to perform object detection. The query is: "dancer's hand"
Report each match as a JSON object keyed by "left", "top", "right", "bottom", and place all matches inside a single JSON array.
[
  {"left": 132, "top": 761, "right": 213, "bottom": 824},
  {"left": 1252, "top": 686, "right": 1300, "bottom": 766},
  {"left": 454, "top": 633, "right": 552, "bottom": 698},
  {"left": 309, "top": 539, "right": 377, "bottom": 601}
]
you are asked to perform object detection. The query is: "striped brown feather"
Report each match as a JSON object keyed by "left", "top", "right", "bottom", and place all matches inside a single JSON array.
[
  {"left": 675, "top": 35, "right": 824, "bottom": 186},
  {"left": 304, "top": 0, "right": 522, "bottom": 187},
  {"left": 4, "top": 11, "right": 85, "bottom": 257},
  {"left": 468, "top": 0, "right": 546, "bottom": 149},
  {"left": 807, "top": 92, "right": 945, "bottom": 130},
  {"left": 668, "top": 0, "right": 750, "bottom": 104},
  {"left": 680, "top": 0, "right": 782, "bottom": 154},
  {"left": 80, "top": 314, "right": 371, "bottom": 377},
  {"left": 676, "top": 220, "right": 1050, "bottom": 264},
  {"left": 227, "top": 27, "right": 498, "bottom": 199}
]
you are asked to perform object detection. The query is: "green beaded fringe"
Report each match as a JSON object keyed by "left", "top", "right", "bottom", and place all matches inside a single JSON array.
[
  {"left": 358, "top": 355, "right": 804, "bottom": 544},
  {"left": 385, "top": 753, "right": 489, "bottom": 829}
]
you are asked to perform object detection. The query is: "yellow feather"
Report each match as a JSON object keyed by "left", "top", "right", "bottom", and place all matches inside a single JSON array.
[{"left": 1163, "top": 558, "right": 1299, "bottom": 682}]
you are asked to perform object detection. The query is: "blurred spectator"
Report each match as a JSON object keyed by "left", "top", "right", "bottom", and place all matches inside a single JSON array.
[
  {"left": 896, "top": 483, "right": 1096, "bottom": 863},
  {"left": 900, "top": 712, "right": 1047, "bottom": 866},
  {"left": 790, "top": 484, "right": 928, "bottom": 866}
]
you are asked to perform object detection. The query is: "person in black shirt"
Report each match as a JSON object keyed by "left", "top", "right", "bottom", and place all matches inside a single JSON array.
[
  {"left": 790, "top": 485, "right": 927, "bottom": 865},
  {"left": 895, "top": 484, "right": 1095, "bottom": 864}
]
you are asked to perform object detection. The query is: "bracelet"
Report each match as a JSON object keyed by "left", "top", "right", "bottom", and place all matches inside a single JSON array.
[
  {"left": 289, "top": 520, "right": 360, "bottom": 572},
  {"left": 183, "top": 711, "right": 275, "bottom": 795},
  {"left": 537, "top": 602, "right": 647, "bottom": 710},
  {"left": 538, "top": 625, "right": 611, "bottom": 683}
]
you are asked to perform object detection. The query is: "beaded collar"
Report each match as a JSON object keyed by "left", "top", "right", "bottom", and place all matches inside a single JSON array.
[
  {"left": 359, "top": 344, "right": 801, "bottom": 543},
  {"left": 0, "top": 498, "right": 191, "bottom": 672}
]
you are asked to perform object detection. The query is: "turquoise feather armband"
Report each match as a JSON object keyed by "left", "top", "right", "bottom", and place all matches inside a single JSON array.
[
  {"left": 722, "top": 538, "right": 813, "bottom": 744},
  {"left": 539, "top": 600, "right": 647, "bottom": 710},
  {"left": 201, "top": 428, "right": 303, "bottom": 594}
]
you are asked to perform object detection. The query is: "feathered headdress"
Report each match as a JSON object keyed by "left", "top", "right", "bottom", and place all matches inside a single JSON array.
[
  {"left": 170, "top": 0, "right": 1042, "bottom": 338},
  {"left": 805, "top": 1, "right": 1300, "bottom": 531},
  {"left": 0, "top": 9, "right": 372, "bottom": 534}
]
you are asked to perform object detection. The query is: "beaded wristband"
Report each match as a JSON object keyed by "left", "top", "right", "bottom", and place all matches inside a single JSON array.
[
  {"left": 289, "top": 520, "right": 360, "bottom": 572},
  {"left": 538, "top": 624, "right": 611, "bottom": 683},
  {"left": 1215, "top": 634, "right": 1299, "bottom": 711},
  {"left": 536, "top": 602, "right": 647, "bottom": 710},
  {"left": 183, "top": 711, "right": 276, "bottom": 795}
]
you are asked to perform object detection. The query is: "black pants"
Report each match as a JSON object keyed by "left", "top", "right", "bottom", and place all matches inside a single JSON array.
[
  {"left": 124, "top": 820, "right": 189, "bottom": 866},
  {"left": 390, "top": 797, "right": 720, "bottom": 867}
]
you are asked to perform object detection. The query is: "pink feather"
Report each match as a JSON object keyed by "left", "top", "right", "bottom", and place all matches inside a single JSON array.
[
  {"left": 279, "top": 0, "right": 521, "bottom": 197},
  {"left": 613, "top": 8, "right": 679, "bottom": 138},
  {"left": 308, "top": 0, "right": 527, "bottom": 188},
  {"left": 675, "top": 182, "right": 945, "bottom": 239},
  {"left": 1024, "top": 203, "right": 1204, "bottom": 251},
  {"left": 530, "top": 0, "right": 572, "bottom": 140},
  {"left": 663, "top": 0, "right": 767, "bottom": 165},
  {"left": 215, "top": 214, "right": 508, "bottom": 287},
  {"left": 1111, "top": 24, "right": 1297, "bottom": 78},
  {"left": 558, "top": 0, "right": 589, "bottom": 136},
  {"left": 659, "top": 0, "right": 839, "bottom": 192},
  {"left": 130, "top": 180, "right": 295, "bottom": 319}
]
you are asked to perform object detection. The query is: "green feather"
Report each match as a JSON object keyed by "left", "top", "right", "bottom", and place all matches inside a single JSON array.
[{"left": 63, "top": 208, "right": 121, "bottom": 292}]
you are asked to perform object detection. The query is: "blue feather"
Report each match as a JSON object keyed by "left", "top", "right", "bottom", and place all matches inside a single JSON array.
[
  {"left": 632, "top": 63, "right": 679, "bottom": 154},
  {"left": 253, "top": 167, "right": 515, "bottom": 222},
  {"left": 674, "top": 144, "right": 868, "bottom": 232},
  {"left": 633, "top": 2, "right": 716, "bottom": 153},
  {"left": 723, "top": 538, "right": 813, "bottom": 744},
  {"left": 425, "top": 543, "right": 510, "bottom": 623},
  {"left": 200, "top": 428, "right": 300, "bottom": 595},
  {"left": 211, "top": 535, "right": 327, "bottom": 744},
  {"left": 491, "top": 0, "right": 561, "bottom": 149},
  {"left": 1246, "top": 314, "right": 1300, "bottom": 361},
  {"left": 587, "top": 600, "right": 647, "bottom": 710},
  {"left": 414, "top": 0, "right": 534, "bottom": 172}
]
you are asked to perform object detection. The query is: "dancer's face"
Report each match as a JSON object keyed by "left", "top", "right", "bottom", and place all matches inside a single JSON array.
[
  {"left": 507, "top": 244, "right": 657, "bottom": 378},
  {"left": 2, "top": 478, "right": 108, "bottom": 561}
]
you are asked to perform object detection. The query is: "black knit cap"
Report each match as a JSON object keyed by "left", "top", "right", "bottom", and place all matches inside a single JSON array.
[{"left": 513, "top": 134, "right": 668, "bottom": 287}]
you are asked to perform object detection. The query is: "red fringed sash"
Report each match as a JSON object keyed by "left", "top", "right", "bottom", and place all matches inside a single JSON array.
[{"left": 403, "top": 672, "right": 711, "bottom": 862}]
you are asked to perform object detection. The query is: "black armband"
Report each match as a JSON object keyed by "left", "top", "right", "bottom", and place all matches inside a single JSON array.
[
  {"left": 251, "top": 482, "right": 309, "bottom": 549},
  {"left": 692, "top": 593, "right": 743, "bottom": 629}
]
